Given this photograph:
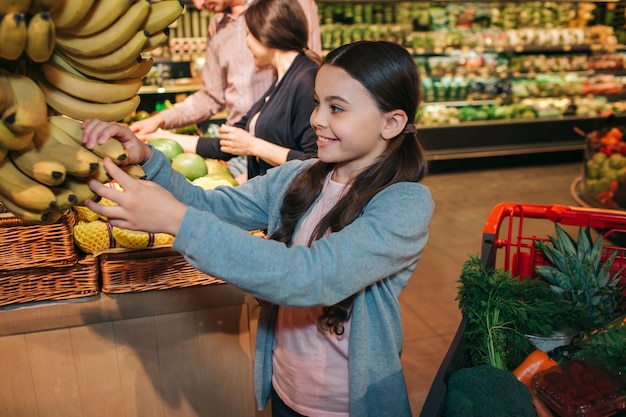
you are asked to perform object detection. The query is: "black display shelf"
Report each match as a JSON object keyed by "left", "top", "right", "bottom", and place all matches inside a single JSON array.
[{"left": 419, "top": 114, "right": 626, "bottom": 161}]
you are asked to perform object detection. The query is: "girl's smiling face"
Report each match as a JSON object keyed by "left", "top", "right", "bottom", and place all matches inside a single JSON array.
[{"left": 310, "top": 65, "right": 404, "bottom": 183}]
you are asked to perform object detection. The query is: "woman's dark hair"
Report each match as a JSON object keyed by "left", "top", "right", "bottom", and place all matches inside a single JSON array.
[
  {"left": 245, "top": 0, "right": 320, "bottom": 64},
  {"left": 269, "top": 41, "right": 428, "bottom": 335}
]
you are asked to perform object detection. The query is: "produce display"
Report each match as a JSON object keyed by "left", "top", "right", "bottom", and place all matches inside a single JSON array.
[
  {"left": 319, "top": 2, "right": 618, "bottom": 50},
  {"left": 583, "top": 126, "right": 626, "bottom": 209},
  {"left": 0, "top": 0, "right": 184, "bottom": 223}
]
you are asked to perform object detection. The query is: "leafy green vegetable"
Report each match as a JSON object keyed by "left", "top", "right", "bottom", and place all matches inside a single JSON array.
[
  {"left": 575, "top": 314, "right": 626, "bottom": 372},
  {"left": 457, "top": 255, "right": 579, "bottom": 370},
  {"left": 444, "top": 364, "right": 536, "bottom": 417}
]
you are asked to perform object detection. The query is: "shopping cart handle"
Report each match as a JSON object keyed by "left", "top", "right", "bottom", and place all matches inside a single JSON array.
[
  {"left": 481, "top": 202, "right": 626, "bottom": 267},
  {"left": 484, "top": 202, "right": 626, "bottom": 234}
]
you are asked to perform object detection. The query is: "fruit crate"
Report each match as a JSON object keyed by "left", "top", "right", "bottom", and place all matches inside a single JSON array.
[
  {"left": 420, "top": 202, "right": 626, "bottom": 417},
  {"left": 0, "top": 255, "right": 99, "bottom": 307},
  {"left": 98, "top": 246, "right": 224, "bottom": 294},
  {"left": 0, "top": 208, "right": 79, "bottom": 271}
]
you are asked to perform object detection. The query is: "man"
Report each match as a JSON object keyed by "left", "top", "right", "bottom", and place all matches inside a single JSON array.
[{"left": 131, "top": 0, "right": 321, "bottom": 143}]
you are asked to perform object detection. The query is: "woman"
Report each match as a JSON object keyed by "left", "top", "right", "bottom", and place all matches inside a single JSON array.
[{"left": 158, "top": 0, "right": 320, "bottom": 182}]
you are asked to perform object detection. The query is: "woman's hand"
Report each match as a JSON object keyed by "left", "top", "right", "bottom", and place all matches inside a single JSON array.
[
  {"left": 218, "top": 125, "right": 259, "bottom": 156},
  {"left": 85, "top": 158, "right": 188, "bottom": 236},
  {"left": 81, "top": 119, "right": 152, "bottom": 165},
  {"left": 129, "top": 113, "right": 165, "bottom": 139}
]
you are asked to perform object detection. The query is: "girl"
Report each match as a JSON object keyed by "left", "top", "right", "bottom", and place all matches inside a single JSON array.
[
  {"left": 82, "top": 40, "right": 434, "bottom": 417},
  {"left": 146, "top": 0, "right": 320, "bottom": 183}
]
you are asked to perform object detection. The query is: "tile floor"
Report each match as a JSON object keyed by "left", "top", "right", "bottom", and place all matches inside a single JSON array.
[{"left": 399, "top": 155, "right": 585, "bottom": 416}]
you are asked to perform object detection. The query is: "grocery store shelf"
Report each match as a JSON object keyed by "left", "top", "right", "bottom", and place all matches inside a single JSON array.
[
  {"left": 139, "top": 83, "right": 203, "bottom": 95},
  {"left": 419, "top": 114, "right": 626, "bottom": 161},
  {"left": 425, "top": 141, "right": 585, "bottom": 161}
]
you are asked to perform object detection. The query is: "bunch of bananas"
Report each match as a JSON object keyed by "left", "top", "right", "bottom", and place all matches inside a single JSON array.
[
  {"left": 73, "top": 183, "right": 174, "bottom": 254},
  {"left": 0, "top": 0, "right": 185, "bottom": 223},
  {"left": 0, "top": 115, "right": 147, "bottom": 224}
]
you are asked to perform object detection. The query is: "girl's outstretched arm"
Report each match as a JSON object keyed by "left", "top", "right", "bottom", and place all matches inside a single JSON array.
[{"left": 86, "top": 157, "right": 188, "bottom": 236}]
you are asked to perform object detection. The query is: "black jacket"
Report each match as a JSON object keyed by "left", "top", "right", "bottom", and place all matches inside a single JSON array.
[{"left": 196, "top": 51, "right": 318, "bottom": 179}]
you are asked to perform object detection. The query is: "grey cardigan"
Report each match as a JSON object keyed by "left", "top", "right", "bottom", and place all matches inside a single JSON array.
[{"left": 143, "top": 150, "right": 435, "bottom": 416}]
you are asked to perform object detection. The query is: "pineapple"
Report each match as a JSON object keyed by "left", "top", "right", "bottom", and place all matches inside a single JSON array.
[{"left": 535, "top": 224, "right": 625, "bottom": 330}]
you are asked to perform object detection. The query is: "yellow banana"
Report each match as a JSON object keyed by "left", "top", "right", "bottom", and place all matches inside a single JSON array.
[
  {"left": 49, "top": 116, "right": 129, "bottom": 164},
  {"left": 0, "top": 157, "right": 57, "bottom": 211},
  {"left": 61, "top": 0, "right": 136, "bottom": 37},
  {"left": 0, "top": 145, "right": 7, "bottom": 161},
  {"left": 121, "top": 163, "right": 147, "bottom": 179},
  {"left": 0, "top": 0, "right": 31, "bottom": 14},
  {"left": 49, "top": 50, "right": 153, "bottom": 82},
  {"left": 25, "top": 10, "right": 56, "bottom": 63},
  {"left": 33, "top": 121, "right": 103, "bottom": 178},
  {"left": 0, "top": 70, "right": 48, "bottom": 135},
  {"left": 143, "top": 0, "right": 185, "bottom": 34},
  {"left": 51, "top": 186, "right": 77, "bottom": 210},
  {"left": 0, "top": 190, "right": 61, "bottom": 224},
  {"left": 41, "top": 63, "right": 142, "bottom": 104},
  {"left": 57, "top": 176, "right": 98, "bottom": 205},
  {"left": 0, "top": 12, "right": 27, "bottom": 60},
  {"left": 0, "top": 122, "right": 34, "bottom": 151},
  {"left": 28, "top": 0, "right": 63, "bottom": 14},
  {"left": 37, "top": 77, "right": 141, "bottom": 123},
  {"left": 50, "top": 0, "right": 96, "bottom": 30},
  {"left": 9, "top": 143, "right": 67, "bottom": 186},
  {"left": 55, "top": 0, "right": 150, "bottom": 56},
  {"left": 59, "top": 30, "right": 149, "bottom": 71},
  {"left": 143, "top": 28, "right": 169, "bottom": 53}
]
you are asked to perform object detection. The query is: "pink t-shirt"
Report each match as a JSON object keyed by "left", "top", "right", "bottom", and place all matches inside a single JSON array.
[{"left": 272, "top": 173, "right": 351, "bottom": 417}]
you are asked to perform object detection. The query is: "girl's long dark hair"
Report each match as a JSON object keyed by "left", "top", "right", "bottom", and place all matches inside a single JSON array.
[{"left": 269, "top": 41, "right": 428, "bottom": 335}]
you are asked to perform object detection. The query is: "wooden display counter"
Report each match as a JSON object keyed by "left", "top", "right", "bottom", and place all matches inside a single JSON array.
[{"left": 0, "top": 284, "right": 270, "bottom": 417}]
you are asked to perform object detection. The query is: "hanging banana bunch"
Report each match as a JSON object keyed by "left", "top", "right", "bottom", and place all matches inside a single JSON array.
[{"left": 0, "top": 0, "right": 185, "bottom": 224}]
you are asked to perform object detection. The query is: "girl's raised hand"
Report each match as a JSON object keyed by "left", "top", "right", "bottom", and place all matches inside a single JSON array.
[
  {"left": 85, "top": 157, "right": 188, "bottom": 236},
  {"left": 81, "top": 119, "right": 153, "bottom": 165}
]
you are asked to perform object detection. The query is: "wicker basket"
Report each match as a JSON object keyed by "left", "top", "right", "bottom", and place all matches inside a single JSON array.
[
  {"left": 0, "top": 209, "right": 79, "bottom": 271},
  {"left": 0, "top": 255, "right": 99, "bottom": 307},
  {"left": 99, "top": 246, "right": 224, "bottom": 294}
]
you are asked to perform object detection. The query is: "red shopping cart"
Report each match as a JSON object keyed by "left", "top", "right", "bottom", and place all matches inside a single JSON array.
[{"left": 419, "top": 202, "right": 626, "bottom": 417}]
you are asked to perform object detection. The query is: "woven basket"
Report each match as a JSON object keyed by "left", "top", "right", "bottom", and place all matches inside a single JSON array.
[
  {"left": 99, "top": 246, "right": 224, "bottom": 294},
  {"left": 0, "top": 255, "right": 99, "bottom": 307},
  {"left": 0, "top": 209, "right": 79, "bottom": 271}
]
